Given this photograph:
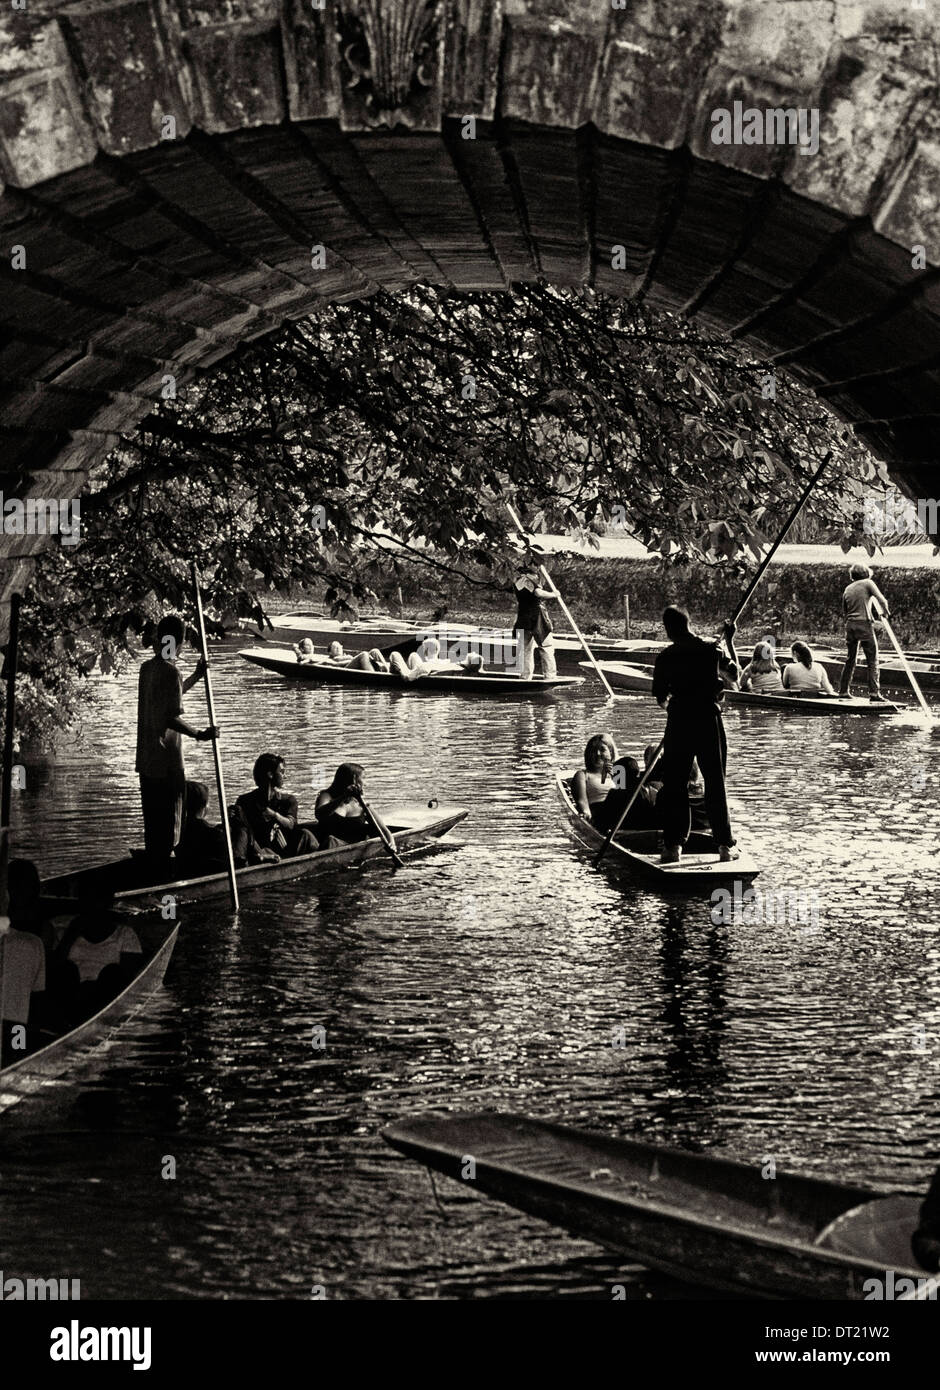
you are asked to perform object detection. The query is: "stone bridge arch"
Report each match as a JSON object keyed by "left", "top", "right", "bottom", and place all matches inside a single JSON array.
[{"left": 1, "top": 0, "right": 939, "bottom": 637}]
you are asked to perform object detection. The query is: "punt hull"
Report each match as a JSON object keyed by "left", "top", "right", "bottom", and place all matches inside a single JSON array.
[
  {"left": 555, "top": 775, "right": 760, "bottom": 887},
  {"left": 383, "top": 1111, "right": 927, "bottom": 1300},
  {"left": 40, "top": 804, "right": 469, "bottom": 911},
  {"left": 249, "top": 616, "right": 661, "bottom": 670},
  {"left": 0, "top": 920, "right": 178, "bottom": 1112},
  {"left": 585, "top": 662, "right": 901, "bottom": 714},
  {"left": 617, "top": 650, "right": 940, "bottom": 694},
  {"left": 239, "top": 648, "right": 583, "bottom": 695}
]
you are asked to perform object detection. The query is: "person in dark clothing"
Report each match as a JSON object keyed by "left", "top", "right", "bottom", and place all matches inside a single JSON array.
[
  {"left": 231, "top": 754, "right": 318, "bottom": 863},
  {"left": 176, "top": 781, "right": 232, "bottom": 875},
  {"left": 135, "top": 613, "right": 217, "bottom": 877},
  {"left": 595, "top": 756, "right": 660, "bottom": 834},
  {"left": 912, "top": 1169, "right": 940, "bottom": 1272},
  {"left": 652, "top": 606, "right": 739, "bottom": 865},
  {"left": 314, "top": 763, "right": 397, "bottom": 848},
  {"left": 8, "top": 857, "right": 56, "bottom": 956},
  {"left": 513, "top": 555, "right": 558, "bottom": 679}
]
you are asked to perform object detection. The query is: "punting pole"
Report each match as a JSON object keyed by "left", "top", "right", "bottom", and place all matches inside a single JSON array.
[
  {"left": 1, "top": 592, "right": 21, "bottom": 874},
  {"left": 356, "top": 793, "right": 407, "bottom": 869},
  {"left": 594, "top": 452, "right": 834, "bottom": 867},
  {"left": 506, "top": 502, "right": 617, "bottom": 701},
  {"left": 191, "top": 564, "right": 239, "bottom": 912},
  {"left": 0, "top": 592, "right": 21, "bottom": 1057},
  {"left": 872, "top": 603, "right": 934, "bottom": 720}
]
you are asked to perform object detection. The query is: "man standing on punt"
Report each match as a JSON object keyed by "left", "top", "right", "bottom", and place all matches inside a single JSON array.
[
  {"left": 651, "top": 606, "right": 739, "bottom": 866},
  {"left": 837, "top": 563, "right": 891, "bottom": 703},
  {"left": 136, "top": 614, "right": 218, "bottom": 876}
]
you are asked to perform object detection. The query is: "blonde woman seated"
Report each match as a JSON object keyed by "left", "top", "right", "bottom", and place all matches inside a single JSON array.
[
  {"left": 782, "top": 641, "right": 836, "bottom": 696},
  {"left": 738, "top": 640, "right": 784, "bottom": 693}
]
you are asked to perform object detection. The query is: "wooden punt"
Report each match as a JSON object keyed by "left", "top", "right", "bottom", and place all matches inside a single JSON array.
[
  {"left": 0, "top": 918, "right": 178, "bottom": 1112},
  {"left": 583, "top": 661, "right": 901, "bottom": 714},
  {"left": 555, "top": 774, "right": 760, "bottom": 887},
  {"left": 617, "top": 649, "right": 940, "bottom": 695},
  {"left": 239, "top": 648, "right": 583, "bottom": 695},
  {"left": 383, "top": 1110, "right": 931, "bottom": 1300},
  {"left": 38, "top": 802, "right": 470, "bottom": 913}
]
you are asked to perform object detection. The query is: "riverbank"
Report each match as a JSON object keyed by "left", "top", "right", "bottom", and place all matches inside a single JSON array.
[{"left": 286, "top": 545, "right": 940, "bottom": 650}]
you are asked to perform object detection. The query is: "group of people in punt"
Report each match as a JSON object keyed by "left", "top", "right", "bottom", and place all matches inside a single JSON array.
[
  {"left": 293, "top": 635, "right": 485, "bottom": 679},
  {"left": 135, "top": 613, "right": 396, "bottom": 884},
  {"left": 573, "top": 562, "right": 893, "bottom": 868},
  {"left": 0, "top": 857, "right": 144, "bottom": 1063}
]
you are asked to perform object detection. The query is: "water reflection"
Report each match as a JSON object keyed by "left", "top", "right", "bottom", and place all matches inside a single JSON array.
[{"left": 0, "top": 642, "right": 938, "bottom": 1298}]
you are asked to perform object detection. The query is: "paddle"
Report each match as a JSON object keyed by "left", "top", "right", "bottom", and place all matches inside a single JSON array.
[
  {"left": 593, "top": 453, "right": 834, "bottom": 867},
  {"left": 871, "top": 602, "right": 934, "bottom": 720},
  {"left": 0, "top": 591, "right": 20, "bottom": 1059},
  {"left": 354, "top": 791, "right": 407, "bottom": 869},
  {"left": 190, "top": 563, "right": 240, "bottom": 912},
  {"left": 506, "top": 502, "right": 617, "bottom": 701}
]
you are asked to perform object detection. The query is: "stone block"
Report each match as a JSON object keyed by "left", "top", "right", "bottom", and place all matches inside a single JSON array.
[
  {"left": 58, "top": 0, "right": 191, "bottom": 156},
  {"left": 0, "top": 15, "right": 98, "bottom": 187},
  {"left": 184, "top": 20, "right": 286, "bottom": 132}
]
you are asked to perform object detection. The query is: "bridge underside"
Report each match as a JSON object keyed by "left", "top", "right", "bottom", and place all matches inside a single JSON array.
[{"left": 1, "top": 2, "right": 939, "bottom": 638}]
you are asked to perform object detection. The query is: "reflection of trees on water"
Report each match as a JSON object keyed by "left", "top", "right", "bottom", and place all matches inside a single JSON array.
[{"left": 652, "top": 902, "right": 732, "bottom": 1149}]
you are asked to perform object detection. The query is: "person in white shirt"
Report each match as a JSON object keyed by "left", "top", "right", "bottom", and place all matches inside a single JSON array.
[
  {"left": 782, "top": 641, "right": 836, "bottom": 696},
  {"left": 0, "top": 919, "right": 46, "bottom": 1061},
  {"left": 738, "top": 641, "right": 784, "bottom": 693},
  {"left": 837, "top": 564, "right": 890, "bottom": 702}
]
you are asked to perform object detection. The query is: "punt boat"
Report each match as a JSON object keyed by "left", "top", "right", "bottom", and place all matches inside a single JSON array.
[
  {"left": 556, "top": 774, "right": 759, "bottom": 887},
  {"left": 383, "top": 1110, "right": 931, "bottom": 1300},
  {"left": 239, "top": 648, "right": 583, "bottom": 695},
  {"left": 39, "top": 802, "right": 469, "bottom": 913},
  {"left": 617, "top": 649, "right": 940, "bottom": 695},
  {"left": 584, "top": 662, "right": 901, "bottom": 714},
  {"left": 248, "top": 614, "right": 661, "bottom": 670},
  {"left": 0, "top": 918, "right": 178, "bottom": 1112}
]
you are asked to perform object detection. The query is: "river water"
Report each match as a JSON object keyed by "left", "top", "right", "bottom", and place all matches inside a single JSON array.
[{"left": 2, "top": 641, "right": 939, "bottom": 1299}]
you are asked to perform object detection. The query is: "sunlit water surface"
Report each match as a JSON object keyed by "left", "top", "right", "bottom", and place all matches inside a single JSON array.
[{"left": 2, "top": 643, "right": 939, "bottom": 1299}]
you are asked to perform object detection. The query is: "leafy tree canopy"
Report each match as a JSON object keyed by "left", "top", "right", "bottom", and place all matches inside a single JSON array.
[{"left": 18, "top": 285, "right": 887, "bottom": 742}]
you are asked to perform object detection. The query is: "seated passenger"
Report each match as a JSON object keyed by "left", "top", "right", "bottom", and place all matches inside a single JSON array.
[
  {"left": 231, "top": 753, "right": 318, "bottom": 863},
  {"left": 782, "top": 641, "right": 836, "bottom": 696},
  {"left": 293, "top": 638, "right": 317, "bottom": 664},
  {"left": 388, "top": 638, "right": 457, "bottom": 682},
  {"left": 593, "top": 755, "right": 659, "bottom": 834},
  {"left": 52, "top": 887, "right": 142, "bottom": 1020},
  {"left": 348, "top": 647, "right": 391, "bottom": 673},
  {"left": 459, "top": 652, "right": 485, "bottom": 675},
  {"left": 315, "top": 763, "right": 397, "bottom": 849},
  {"left": 739, "top": 640, "right": 784, "bottom": 693},
  {"left": 571, "top": 734, "right": 618, "bottom": 818},
  {"left": 326, "top": 641, "right": 345, "bottom": 663},
  {"left": 8, "top": 857, "right": 56, "bottom": 956},
  {"left": 0, "top": 910, "right": 46, "bottom": 1061},
  {"left": 177, "top": 780, "right": 231, "bottom": 874}
]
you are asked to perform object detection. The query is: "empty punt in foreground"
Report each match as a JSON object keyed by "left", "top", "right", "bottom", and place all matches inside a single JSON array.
[
  {"left": 382, "top": 1111, "right": 929, "bottom": 1299},
  {"left": 555, "top": 774, "right": 760, "bottom": 887},
  {"left": 240, "top": 648, "right": 583, "bottom": 694}
]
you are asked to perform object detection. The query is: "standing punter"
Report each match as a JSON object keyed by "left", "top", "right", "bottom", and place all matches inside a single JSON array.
[
  {"left": 513, "top": 551, "right": 558, "bottom": 680},
  {"left": 837, "top": 563, "right": 891, "bottom": 703},
  {"left": 651, "top": 606, "right": 739, "bottom": 865},
  {"left": 136, "top": 614, "right": 217, "bottom": 875}
]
